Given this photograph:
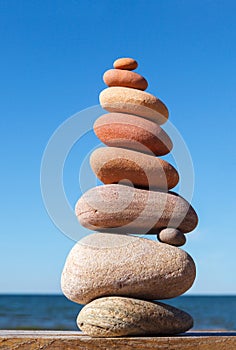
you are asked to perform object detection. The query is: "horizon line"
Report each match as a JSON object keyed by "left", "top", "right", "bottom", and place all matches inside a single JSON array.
[{"left": 0, "top": 293, "right": 235, "bottom": 297}]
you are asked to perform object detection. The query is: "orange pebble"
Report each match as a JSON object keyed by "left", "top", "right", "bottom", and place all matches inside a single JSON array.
[{"left": 113, "top": 57, "right": 138, "bottom": 70}]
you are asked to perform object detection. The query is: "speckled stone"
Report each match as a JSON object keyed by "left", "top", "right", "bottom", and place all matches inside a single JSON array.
[
  {"left": 90, "top": 147, "right": 179, "bottom": 190},
  {"left": 113, "top": 57, "right": 138, "bottom": 70},
  {"left": 103, "top": 69, "right": 148, "bottom": 90},
  {"left": 99, "top": 87, "right": 168, "bottom": 124},
  {"left": 77, "top": 296, "right": 193, "bottom": 337},
  {"left": 61, "top": 233, "right": 196, "bottom": 304},
  {"left": 157, "top": 228, "right": 186, "bottom": 247},
  {"left": 75, "top": 184, "right": 198, "bottom": 234},
  {"left": 94, "top": 113, "right": 173, "bottom": 155}
]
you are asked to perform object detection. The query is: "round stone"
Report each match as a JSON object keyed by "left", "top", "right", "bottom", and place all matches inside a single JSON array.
[
  {"left": 77, "top": 296, "right": 193, "bottom": 337},
  {"left": 158, "top": 228, "right": 186, "bottom": 247},
  {"left": 99, "top": 87, "right": 169, "bottom": 124},
  {"left": 94, "top": 113, "right": 173, "bottom": 156},
  {"left": 61, "top": 233, "right": 196, "bottom": 304},
  {"left": 103, "top": 69, "right": 148, "bottom": 90},
  {"left": 113, "top": 57, "right": 138, "bottom": 70},
  {"left": 90, "top": 147, "right": 179, "bottom": 190},
  {"left": 75, "top": 184, "right": 198, "bottom": 234}
]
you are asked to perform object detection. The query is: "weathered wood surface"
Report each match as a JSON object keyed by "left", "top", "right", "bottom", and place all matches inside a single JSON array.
[{"left": 0, "top": 330, "right": 236, "bottom": 350}]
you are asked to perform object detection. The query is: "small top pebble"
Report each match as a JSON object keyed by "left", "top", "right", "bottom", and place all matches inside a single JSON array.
[
  {"left": 113, "top": 57, "right": 138, "bottom": 71},
  {"left": 157, "top": 228, "right": 186, "bottom": 247}
]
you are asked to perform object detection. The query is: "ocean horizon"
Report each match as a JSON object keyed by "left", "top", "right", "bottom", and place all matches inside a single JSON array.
[{"left": 0, "top": 294, "right": 235, "bottom": 331}]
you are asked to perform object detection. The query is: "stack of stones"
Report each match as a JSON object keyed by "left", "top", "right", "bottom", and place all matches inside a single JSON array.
[{"left": 61, "top": 57, "right": 198, "bottom": 337}]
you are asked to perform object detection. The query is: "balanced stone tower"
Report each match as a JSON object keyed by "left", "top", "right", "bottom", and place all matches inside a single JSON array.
[{"left": 61, "top": 57, "right": 198, "bottom": 337}]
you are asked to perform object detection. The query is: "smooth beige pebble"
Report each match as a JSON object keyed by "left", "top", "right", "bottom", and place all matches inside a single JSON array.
[
  {"left": 61, "top": 233, "right": 196, "bottom": 304},
  {"left": 99, "top": 87, "right": 169, "bottom": 124}
]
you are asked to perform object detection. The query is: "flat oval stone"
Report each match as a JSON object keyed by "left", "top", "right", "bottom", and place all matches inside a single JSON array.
[
  {"left": 113, "top": 57, "right": 138, "bottom": 70},
  {"left": 158, "top": 228, "right": 186, "bottom": 247},
  {"left": 61, "top": 233, "right": 196, "bottom": 304},
  {"left": 94, "top": 113, "right": 173, "bottom": 156},
  {"left": 77, "top": 296, "right": 193, "bottom": 337},
  {"left": 90, "top": 147, "right": 179, "bottom": 190},
  {"left": 99, "top": 87, "right": 168, "bottom": 124},
  {"left": 103, "top": 69, "right": 148, "bottom": 90},
  {"left": 75, "top": 184, "right": 198, "bottom": 234}
]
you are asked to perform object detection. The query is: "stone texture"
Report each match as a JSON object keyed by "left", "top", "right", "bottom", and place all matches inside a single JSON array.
[
  {"left": 99, "top": 87, "right": 168, "bottom": 124},
  {"left": 75, "top": 184, "right": 198, "bottom": 234},
  {"left": 113, "top": 57, "right": 138, "bottom": 70},
  {"left": 103, "top": 69, "right": 148, "bottom": 90},
  {"left": 90, "top": 147, "right": 179, "bottom": 190},
  {"left": 94, "top": 113, "right": 173, "bottom": 155},
  {"left": 158, "top": 228, "right": 186, "bottom": 247},
  {"left": 61, "top": 233, "right": 196, "bottom": 304},
  {"left": 77, "top": 296, "right": 193, "bottom": 337}
]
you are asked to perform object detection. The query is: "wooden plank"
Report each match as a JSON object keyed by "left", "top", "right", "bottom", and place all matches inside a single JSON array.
[{"left": 0, "top": 330, "right": 236, "bottom": 350}]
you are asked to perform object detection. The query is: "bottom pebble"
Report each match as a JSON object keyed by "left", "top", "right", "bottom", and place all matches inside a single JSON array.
[{"left": 77, "top": 296, "right": 193, "bottom": 337}]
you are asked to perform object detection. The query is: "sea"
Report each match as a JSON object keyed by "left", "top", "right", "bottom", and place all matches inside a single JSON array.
[{"left": 0, "top": 295, "right": 235, "bottom": 331}]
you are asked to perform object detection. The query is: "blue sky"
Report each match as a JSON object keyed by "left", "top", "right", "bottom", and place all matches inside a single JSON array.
[{"left": 0, "top": 0, "right": 236, "bottom": 295}]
